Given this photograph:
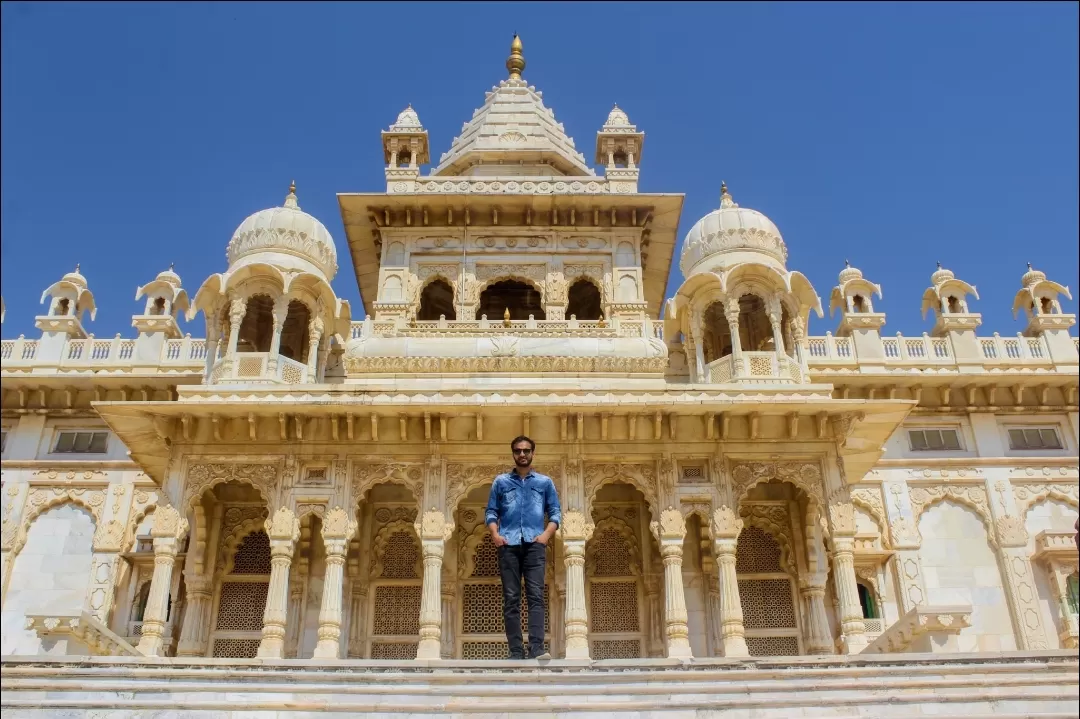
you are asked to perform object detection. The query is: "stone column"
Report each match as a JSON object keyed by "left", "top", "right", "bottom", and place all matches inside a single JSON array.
[
  {"left": 1047, "top": 561, "right": 1080, "bottom": 649},
  {"left": 993, "top": 515, "right": 1049, "bottom": 650},
  {"left": 724, "top": 299, "right": 744, "bottom": 378},
  {"left": 346, "top": 582, "right": 367, "bottom": 658},
  {"left": 799, "top": 574, "right": 835, "bottom": 654},
  {"left": 440, "top": 580, "right": 456, "bottom": 659},
  {"left": 883, "top": 480, "right": 928, "bottom": 612},
  {"left": 176, "top": 574, "right": 213, "bottom": 656},
  {"left": 560, "top": 510, "right": 594, "bottom": 659},
  {"left": 690, "top": 312, "right": 708, "bottom": 383},
  {"left": 306, "top": 317, "right": 324, "bottom": 380},
  {"left": 285, "top": 573, "right": 306, "bottom": 658},
  {"left": 652, "top": 507, "right": 692, "bottom": 658},
  {"left": 710, "top": 506, "right": 749, "bottom": 657},
  {"left": 790, "top": 316, "right": 807, "bottom": 368},
  {"left": 86, "top": 520, "right": 125, "bottom": 624},
  {"left": 136, "top": 505, "right": 189, "bottom": 657},
  {"left": 414, "top": 509, "right": 452, "bottom": 660},
  {"left": 767, "top": 297, "right": 786, "bottom": 355},
  {"left": 226, "top": 297, "right": 246, "bottom": 355},
  {"left": 314, "top": 507, "right": 358, "bottom": 658},
  {"left": 644, "top": 575, "right": 664, "bottom": 657},
  {"left": 266, "top": 297, "right": 289, "bottom": 374},
  {"left": 257, "top": 507, "right": 300, "bottom": 659},
  {"left": 831, "top": 535, "right": 868, "bottom": 654}
]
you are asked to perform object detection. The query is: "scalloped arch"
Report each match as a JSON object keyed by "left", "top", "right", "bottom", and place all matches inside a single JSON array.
[
  {"left": 913, "top": 494, "right": 994, "bottom": 545},
  {"left": 585, "top": 516, "right": 642, "bottom": 577},
  {"left": 12, "top": 493, "right": 101, "bottom": 561},
  {"left": 738, "top": 510, "right": 797, "bottom": 577},
  {"left": 369, "top": 519, "right": 422, "bottom": 579},
  {"left": 585, "top": 468, "right": 659, "bottom": 527},
  {"left": 1019, "top": 489, "right": 1079, "bottom": 520},
  {"left": 217, "top": 518, "right": 270, "bottom": 577}
]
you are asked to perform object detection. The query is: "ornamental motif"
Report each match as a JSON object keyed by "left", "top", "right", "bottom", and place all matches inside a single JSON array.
[
  {"left": 227, "top": 227, "right": 338, "bottom": 278},
  {"left": 650, "top": 506, "right": 687, "bottom": 540},
  {"left": 184, "top": 463, "right": 277, "bottom": 511},
  {"left": 560, "top": 509, "right": 595, "bottom": 542},
  {"left": 908, "top": 485, "right": 992, "bottom": 540},
  {"left": 266, "top": 506, "right": 299, "bottom": 543},
  {"left": 730, "top": 462, "right": 824, "bottom": 505},
  {"left": 710, "top": 505, "right": 743, "bottom": 539},
  {"left": 322, "top": 506, "right": 358, "bottom": 541},
  {"left": 445, "top": 463, "right": 505, "bottom": 515},
  {"left": 345, "top": 356, "right": 669, "bottom": 374},
  {"left": 352, "top": 463, "right": 424, "bottom": 505},
  {"left": 1011, "top": 483, "right": 1079, "bottom": 517},
  {"left": 583, "top": 463, "right": 659, "bottom": 510},
  {"left": 91, "top": 520, "right": 126, "bottom": 552},
  {"left": 151, "top": 505, "right": 189, "bottom": 541},
  {"left": 994, "top": 515, "right": 1030, "bottom": 548},
  {"left": 414, "top": 509, "right": 453, "bottom": 541},
  {"left": 850, "top": 486, "right": 888, "bottom": 539}
]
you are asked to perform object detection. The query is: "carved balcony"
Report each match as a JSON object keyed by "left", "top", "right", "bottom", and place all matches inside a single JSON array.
[
  {"left": 208, "top": 353, "right": 309, "bottom": 385},
  {"left": 705, "top": 351, "right": 805, "bottom": 385}
]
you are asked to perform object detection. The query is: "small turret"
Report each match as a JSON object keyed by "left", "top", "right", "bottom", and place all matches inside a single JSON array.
[
  {"left": 596, "top": 104, "right": 644, "bottom": 193},
  {"left": 1012, "top": 264, "right": 1077, "bottom": 368},
  {"left": 382, "top": 105, "right": 430, "bottom": 193},
  {"left": 829, "top": 260, "right": 885, "bottom": 335},
  {"left": 36, "top": 265, "right": 96, "bottom": 338},
  {"left": 920, "top": 262, "right": 981, "bottom": 336}
]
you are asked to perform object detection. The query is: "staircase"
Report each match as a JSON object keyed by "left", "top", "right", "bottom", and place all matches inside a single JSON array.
[{"left": 2, "top": 651, "right": 1077, "bottom": 718}]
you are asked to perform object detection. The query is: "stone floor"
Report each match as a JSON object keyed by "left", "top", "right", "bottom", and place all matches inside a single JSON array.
[{"left": 1, "top": 651, "right": 1078, "bottom": 718}]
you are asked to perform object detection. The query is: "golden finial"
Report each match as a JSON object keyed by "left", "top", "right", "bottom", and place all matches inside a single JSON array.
[
  {"left": 503, "top": 307, "right": 512, "bottom": 327},
  {"left": 506, "top": 33, "right": 525, "bottom": 80},
  {"left": 289, "top": 179, "right": 296, "bottom": 194},
  {"left": 720, "top": 180, "right": 728, "bottom": 195},
  {"left": 597, "top": 311, "right": 607, "bottom": 328}
]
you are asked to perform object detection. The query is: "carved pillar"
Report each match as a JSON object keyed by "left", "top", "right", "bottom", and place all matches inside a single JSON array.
[
  {"left": 226, "top": 297, "right": 246, "bottom": 355},
  {"left": 314, "top": 507, "right": 358, "bottom": 658},
  {"left": 203, "top": 320, "right": 220, "bottom": 380},
  {"left": 257, "top": 507, "right": 299, "bottom": 658},
  {"left": 306, "top": 316, "right": 324, "bottom": 380},
  {"left": 799, "top": 574, "right": 834, "bottom": 654},
  {"left": 703, "top": 567, "right": 722, "bottom": 656},
  {"left": 767, "top": 297, "right": 786, "bottom": 355},
  {"left": 441, "top": 580, "right": 456, "bottom": 659},
  {"left": 993, "top": 515, "right": 1048, "bottom": 650},
  {"left": 560, "top": 510, "right": 594, "bottom": 659},
  {"left": 136, "top": 506, "right": 189, "bottom": 657},
  {"left": 86, "top": 519, "right": 125, "bottom": 624},
  {"left": 831, "top": 535, "right": 868, "bottom": 654},
  {"left": 346, "top": 578, "right": 367, "bottom": 658},
  {"left": 690, "top": 311, "right": 707, "bottom": 383},
  {"left": 176, "top": 574, "right": 213, "bottom": 656},
  {"left": 883, "top": 480, "right": 927, "bottom": 612},
  {"left": 710, "top": 506, "right": 749, "bottom": 657},
  {"left": 652, "top": 507, "right": 692, "bottom": 658},
  {"left": 724, "top": 299, "right": 744, "bottom": 378},
  {"left": 415, "top": 509, "right": 452, "bottom": 660},
  {"left": 285, "top": 573, "right": 306, "bottom": 658},
  {"left": 643, "top": 574, "right": 663, "bottom": 657},
  {"left": 790, "top": 316, "right": 807, "bottom": 368},
  {"left": 266, "top": 296, "right": 289, "bottom": 374},
  {"left": 1046, "top": 561, "right": 1079, "bottom": 649}
]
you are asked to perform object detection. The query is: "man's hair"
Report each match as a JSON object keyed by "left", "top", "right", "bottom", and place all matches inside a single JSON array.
[{"left": 510, "top": 435, "right": 535, "bottom": 451}]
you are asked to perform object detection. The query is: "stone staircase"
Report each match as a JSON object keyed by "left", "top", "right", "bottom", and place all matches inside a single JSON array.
[{"left": 1, "top": 651, "right": 1077, "bottom": 718}]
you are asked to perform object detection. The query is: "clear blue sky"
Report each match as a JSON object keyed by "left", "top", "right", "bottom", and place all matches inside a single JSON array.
[{"left": 2, "top": 2, "right": 1077, "bottom": 339}]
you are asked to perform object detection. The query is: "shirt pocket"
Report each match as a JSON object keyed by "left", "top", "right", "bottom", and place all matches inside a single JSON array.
[{"left": 528, "top": 485, "right": 546, "bottom": 511}]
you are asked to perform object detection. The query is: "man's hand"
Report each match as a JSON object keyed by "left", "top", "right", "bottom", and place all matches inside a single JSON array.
[
  {"left": 535, "top": 530, "right": 552, "bottom": 546},
  {"left": 491, "top": 532, "right": 508, "bottom": 547}
]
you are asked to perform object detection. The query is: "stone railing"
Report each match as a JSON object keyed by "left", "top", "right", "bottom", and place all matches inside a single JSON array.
[
  {"left": 806, "top": 332, "right": 1055, "bottom": 369},
  {"left": 25, "top": 611, "right": 141, "bottom": 657},
  {"left": 350, "top": 316, "right": 663, "bottom": 340},
  {"left": 862, "top": 605, "right": 972, "bottom": 654},
  {"left": 1, "top": 334, "right": 207, "bottom": 371},
  {"left": 705, "top": 351, "right": 803, "bottom": 385},
  {"left": 208, "top": 353, "right": 308, "bottom": 385}
]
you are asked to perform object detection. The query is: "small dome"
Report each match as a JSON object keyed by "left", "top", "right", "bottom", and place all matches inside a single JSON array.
[
  {"left": 930, "top": 262, "right": 955, "bottom": 286},
  {"left": 606, "top": 104, "right": 630, "bottom": 126},
  {"left": 226, "top": 183, "right": 338, "bottom": 280},
  {"left": 62, "top": 265, "right": 87, "bottom": 288},
  {"left": 838, "top": 261, "right": 863, "bottom": 285},
  {"left": 155, "top": 265, "right": 182, "bottom": 286},
  {"left": 390, "top": 104, "right": 422, "bottom": 130},
  {"left": 1021, "top": 263, "right": 1046, "bottom": 287},
  {"left": 679, "top": 182, "right": 788, "bottom": 277}
]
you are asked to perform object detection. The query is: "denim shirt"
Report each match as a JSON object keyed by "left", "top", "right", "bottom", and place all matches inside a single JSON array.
[{"left": 484, "top": 469, "right": 562, "bottom": 546}]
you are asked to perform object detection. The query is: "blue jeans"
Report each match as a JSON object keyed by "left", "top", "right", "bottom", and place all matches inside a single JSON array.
[{"left": 498, "top": 542, "right": 546, "bottom": 658}]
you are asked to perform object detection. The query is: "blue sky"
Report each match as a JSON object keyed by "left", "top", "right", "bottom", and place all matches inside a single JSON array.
[{"left": 2, "top": 2, "right": 1077, "bottom": 339}]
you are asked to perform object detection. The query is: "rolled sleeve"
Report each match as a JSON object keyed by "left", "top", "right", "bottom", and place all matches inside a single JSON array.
[
  {"left": 484, "top": 479, "right": 501, "bottom": 526},
  {"left": 545, "top": 479, "right": 562, "bottom": 528}
]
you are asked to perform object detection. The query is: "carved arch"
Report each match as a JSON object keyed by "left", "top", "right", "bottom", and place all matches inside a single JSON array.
[
  {"left": 458, "top": 521, "right": 494, "bottom": 579},
  {"left": 11, "top": 490, "right": 103, "bottom": 559},
  {"left": 910, "top": 487, "right": 994, "bottom": 545},
  {"left": 182, "top": 463, "right": 276, "bottom": 515},
  {"left": 125, "top": 503, "right": 157, "bottom": 551},
  {"left": 1014, "top": 484, "right": 1080, "bottom": 520},
  {"left": 445, "top": 463, "right": 505, "bottom": 518},
  {"left": 731, "top": 462, "right": 825, "bottom": 507},
  {"left": 217, "top": 518, "right": 270, "bottom": 577},
  {"left": 585, "top": 516, "right": 642, "bottom": 577},
  {"left": 849, "top": 488, "right": 890, "bottom": 549},
  {"left": 369, "top": 519, "right": 422, "bottom": 579},
  {"left": 584, "top": 463, "right": 660, "bottom": 525},
  {"left": 353, "top": 463, "right": 424, "bottom": 506},
  {"left": 475, "top": 273, "right": 547, "bottom": 305},
  {"left": 738, "top": 506, "right": 798, "bottom": 576}
]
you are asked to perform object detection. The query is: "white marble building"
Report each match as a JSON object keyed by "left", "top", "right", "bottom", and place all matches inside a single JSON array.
[{"left": 1, "top": 35, "right": 1077, "bottom": 718}]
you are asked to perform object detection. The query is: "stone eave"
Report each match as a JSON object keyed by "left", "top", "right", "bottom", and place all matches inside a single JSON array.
[
  {"left": 93, "top": 395, "right": 911, "bottom": 486},
  {"left": 339, "top": 192, "right": 683, "bottom": 320},
  {"left": 0, "top": 371, "right": 200, "bottom": 391}
]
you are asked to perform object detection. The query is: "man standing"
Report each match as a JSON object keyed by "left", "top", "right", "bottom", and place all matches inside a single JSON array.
[{"left": 485, "top": 435, "right": 561, "bottom": 660}]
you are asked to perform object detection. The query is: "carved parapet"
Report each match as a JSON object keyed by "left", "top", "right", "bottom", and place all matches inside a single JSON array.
[
  {"left": 1032, "top": 530, "right": 1079, "bottom": 565},
  {"left": 26, "top": 611, "right": 140, "bottom": 657},
  {"left": 862, "top": 605, "right": 972, "bottom": 654}
]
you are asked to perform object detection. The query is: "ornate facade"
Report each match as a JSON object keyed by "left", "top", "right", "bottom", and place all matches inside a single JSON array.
[{"left": 1, "top": 34, "right": 1078, "bottom": 717}]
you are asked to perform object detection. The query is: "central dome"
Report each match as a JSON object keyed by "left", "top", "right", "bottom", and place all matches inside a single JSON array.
[
  {"left": 679, "top": 183, "right": 788, "bottom": 277},
  {"left": 226, "top": 183, "right": 338, "bottom": 280}
]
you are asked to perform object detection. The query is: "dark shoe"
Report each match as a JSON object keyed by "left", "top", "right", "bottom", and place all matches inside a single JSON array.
[{"left": 509, "top": 652, "right": 526, "bottom": 660}]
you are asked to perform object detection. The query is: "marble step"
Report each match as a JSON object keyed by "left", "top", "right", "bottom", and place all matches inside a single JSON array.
[{"left": 2, "top": 651, "right": 1077, "bottom": 718}]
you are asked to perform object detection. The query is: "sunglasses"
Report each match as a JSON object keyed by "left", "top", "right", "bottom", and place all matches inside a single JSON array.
[{"left": 512, "top": 448, "right": 533, "bottom": 455}]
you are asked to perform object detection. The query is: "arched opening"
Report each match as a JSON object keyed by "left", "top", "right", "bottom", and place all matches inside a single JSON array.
[
  {"left": 946, "top": 296, "right": 962, "bottom": 314},
  {"left": 151, "top": 297, "right": 167, "bottom": 315},
  {"left": 278, "top": 300, "right": 311, "bottom": 361},
  {"left": 852, "top": 295, "right": 867, "bottom": 313},
  {"left": 237, "top": 295, "right": 274, "bottom": 352},
  {"left": 56, "top": 298, "right": 70, "bottom": 316},
  {"left": 702, "top": 301, "right": 733, "bottom": 364},
  {"left": 417, "top": 279, "right": 457, "bottom": 321},
  {"left": 612, "top": 150, "right": 628, "bottom": 168},
  {"left": 385, "top": 242, "right": 406, "bottom": 266},
  {"left": 476, "top": 279, "right": 545, "bottom": 321},
  {"left": 739, "top": 294, "right": 773, "bottom": 351},
  {"left": 566, "top": 279, "right": 602, "bottom": 321},
  {"left": 857, "top": 582, "right": 879, "bottom": 619},
  {"left": 1039, "top": 297, "right": 1054, "bottom": 315},
  {"left": 615, "top": 242, "right": 636, "bottom": 266},
  {"left": 398, "top": 150, "right": 413, "bottom": 168},
  {"left": 132, "top": 581, "right": 152, "bottom": 622}
]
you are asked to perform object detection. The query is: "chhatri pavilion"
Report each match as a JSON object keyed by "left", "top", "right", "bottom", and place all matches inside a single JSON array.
[{"left": 1, "top": 35, "right": 1077, "bottom": 718}]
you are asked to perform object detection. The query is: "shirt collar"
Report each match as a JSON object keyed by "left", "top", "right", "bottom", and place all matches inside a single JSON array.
[{"left": 508, "top": 468, "right": 535, "bottom": 481}]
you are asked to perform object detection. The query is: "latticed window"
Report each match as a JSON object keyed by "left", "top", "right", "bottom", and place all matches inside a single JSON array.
[
  {"left": 587, "top": 520, "right": 644, "bottom": 660},
  {"left": 211, "top": 528, "right": 271, "bottom": 658},
  {"left": 471, "top": 534, "right": 500, "bottom": 577},
  {"left": 380, "top": 531, "right": 419, "bottom": 579},
  {"left": 736, "top": 522, "right": 801, "bottom": 657},
  {"left": 231, "top": 531, "right": 272, "bottom": 574}
]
